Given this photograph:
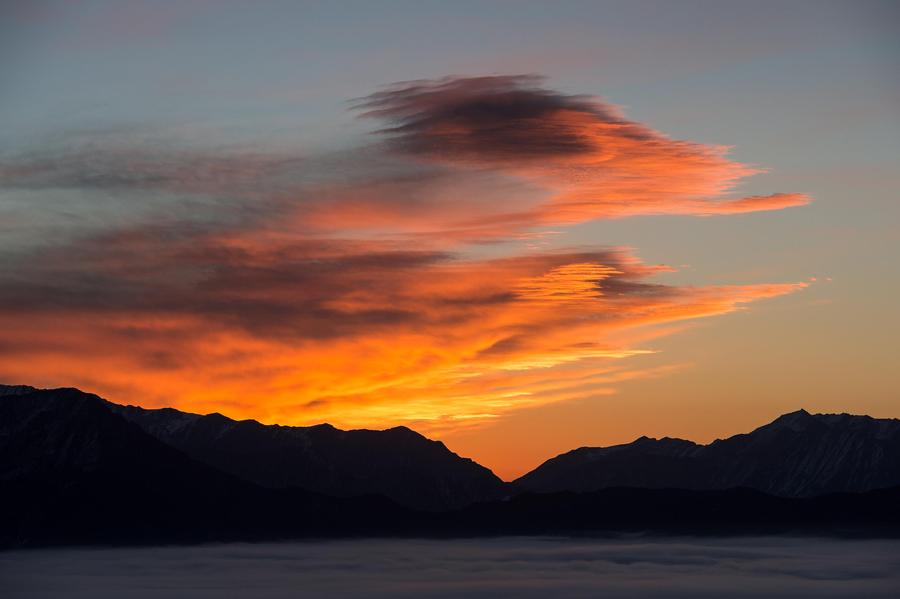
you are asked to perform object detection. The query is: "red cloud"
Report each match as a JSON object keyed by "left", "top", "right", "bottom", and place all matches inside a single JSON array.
[
  {"left": 357, "top": 75, "right": 811, "bottom": 225},
  {"left": 0, "top": 75, "right": 810, "bottom": 433},
  {"left": 0, "top": 221, "right": 806, "bottom": 429}
]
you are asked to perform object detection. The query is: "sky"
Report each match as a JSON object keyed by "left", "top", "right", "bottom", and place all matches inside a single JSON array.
[{"left": 1, "top": 0, "right": 898, "bottom": 479}]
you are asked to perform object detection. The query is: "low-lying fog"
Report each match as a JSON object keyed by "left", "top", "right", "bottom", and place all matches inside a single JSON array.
[{"left": 3, "top": 536, "right": 898, "bottom": 598}]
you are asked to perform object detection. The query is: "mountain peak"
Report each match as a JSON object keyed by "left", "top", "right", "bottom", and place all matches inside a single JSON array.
[
  {"left": 205, "top": 411, "right": 232, "bottom": 422},
  {"left": 766, "top": 408, "right": 816, "bottom": 432},
  {"left": 786, "top": 408, "right": 811, "bottom": 417}
]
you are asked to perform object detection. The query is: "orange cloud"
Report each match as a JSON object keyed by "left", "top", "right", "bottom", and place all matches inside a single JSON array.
[
  {"left": 358, "top": 75, "right": 811, "bottom": 225},
  {"left": 0, "top": 226, "right": 805, "bottom": 430},
  {"left": 3, "top": 77, "right": 809, "bottom": 245},
  {"left": 0, "top": 75, "right": 810, "bottom": 443}
]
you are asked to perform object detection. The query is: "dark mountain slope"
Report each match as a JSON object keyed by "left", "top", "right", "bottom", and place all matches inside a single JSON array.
[
  {"left": 108, "top": 401, "right": 506, "bottom": 510},
  {"left": 451, "top": 485, "right": 900, "bottom": 537},
  {"left": 513, "top": 436, "right": 704, "bottom": 493},
  {"left": 0, "top": 388, "right": 416, "bottom": 548},
  {"left": 2, "top": 385, "right": 899, "bottom": 548},
  {"left": 516, "top": 410, "right": 900, "bottom": 496}
]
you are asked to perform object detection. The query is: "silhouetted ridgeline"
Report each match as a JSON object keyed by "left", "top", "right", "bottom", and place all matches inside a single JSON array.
[
  {"left": 514, "top": 409, "right": 900, "bottom": 496},
  {"left": 1, "top": 384, "right": 898, "bottom": 548},
  {"left": 107, "top": 401, "right": 505, "bottom": 511}
]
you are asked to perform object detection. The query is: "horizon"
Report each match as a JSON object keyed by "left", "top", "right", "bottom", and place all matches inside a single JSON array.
[
  {"left": 3, "top": 381, "right": 891, "bottom": 481},
  {"left": 2, "top": 0, "right": 898, "bottom": 481}
]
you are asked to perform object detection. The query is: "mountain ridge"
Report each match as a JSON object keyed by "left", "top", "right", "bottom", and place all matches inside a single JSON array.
[
  {"left": 106, "top": 398, "right": 505, "bottom": 511},
  {"left": 0, "top": 386, "right": 423, "bottom": 548},
  {"left": 2, "top": 384, "right": 900, "bottom": 549},
  {"left": 515, "top": 407, "right": 900, "bottom": 497},
  {"left": 3, "top": 384, "right": 899, "bottom": 504},
  {"left": 0, "top": 385, "right": 503, "bottom": 511}
]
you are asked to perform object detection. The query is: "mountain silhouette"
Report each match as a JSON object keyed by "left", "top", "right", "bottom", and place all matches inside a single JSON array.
[
  {"left": 0, "top": 386, "right": 418, "bottom": 547},
  {"left": 107, "top": 399, "right": 505, "bottom": 511},
  {"left": 514, "top": 409, "right": 900, "bottom": 496},
  {"left": 2, "top": 384, "right": 899, "bottom": 549},
  {"left": 1, "top": 385, "right": 505, "bottom": 511}
]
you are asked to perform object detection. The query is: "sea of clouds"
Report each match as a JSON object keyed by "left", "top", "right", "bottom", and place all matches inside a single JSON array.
[{"left": 2, "top": 536, "right": 899, "bottom": 598}]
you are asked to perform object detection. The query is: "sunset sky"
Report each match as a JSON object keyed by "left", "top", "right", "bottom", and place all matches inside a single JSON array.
[{"left": 2, "top": 0, "right": 898, "bottom": 479}]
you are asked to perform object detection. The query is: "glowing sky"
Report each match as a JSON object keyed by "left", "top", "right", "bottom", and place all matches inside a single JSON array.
[{"left": 2, "top": 1, "right": 898, "bottom": 479}]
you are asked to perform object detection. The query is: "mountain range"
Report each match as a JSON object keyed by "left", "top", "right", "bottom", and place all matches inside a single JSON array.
[
  {"left": 0, "top": 385, "right": 420, "bottom": 547},
  {"left": 515, "top": 409, "right": 900, "bottom": 497},
  {"left": 2, "top": 384, "right": 898, "bottom": 547},
  {"left": 107, "top": 401, "right": 505, "bottom": 511}
]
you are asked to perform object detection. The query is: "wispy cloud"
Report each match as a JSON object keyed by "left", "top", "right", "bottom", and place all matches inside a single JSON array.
[
  {"left": 357, "top": 75, "right": 811, "bottom": 224},
  {"left": 0, "top": 75, "right": 809, "bottom": 430},
  {"left": 0, "top": 230, "right": 804, "bottom": 427}
]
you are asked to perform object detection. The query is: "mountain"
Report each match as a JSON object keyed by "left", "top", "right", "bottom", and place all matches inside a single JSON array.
[
  {"left": 451, "top": 486, "right": 900, "bottom": 537},
  {"left": 515, "top": 409, "right": 900, "bottom": 496},
  {"left": 0, "top": 386, "right": 417, "bottom": 548},
  {"left": 2, "top": 385, "right": 506, "bottom": 511},
  {"left": 107, "top": 402, "right": 506, "bottom": 511},
  {"left": 1, "top": 385, "right": 899, "bottom": 548}
]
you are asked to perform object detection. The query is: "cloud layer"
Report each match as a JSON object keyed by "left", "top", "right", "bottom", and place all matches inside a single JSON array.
[
  {"left": 357, "top": 76, "right": 811, "bottom": 224},
  {"left": 0, "top": 76, "right": 809, "bottom": 432},
  {"left": 3, "top": 537, "right": 898, "bottom": 598}
]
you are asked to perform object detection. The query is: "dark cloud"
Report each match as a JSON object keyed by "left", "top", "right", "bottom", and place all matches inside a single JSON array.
[
  {"left": 0, "top": 146, "right": 300, "bottom": 195},
  {"left": 355, "top": 75, "right": 642, "bottom": 162},
  {"left": 0, "top": 222, "right": 452, "bottom": 340},
  {"left": 0, "top": 214, "right": 666, "bottom": 342},
  {"left": 353, "top": 75, "right": 810, "bottom": 222}
]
